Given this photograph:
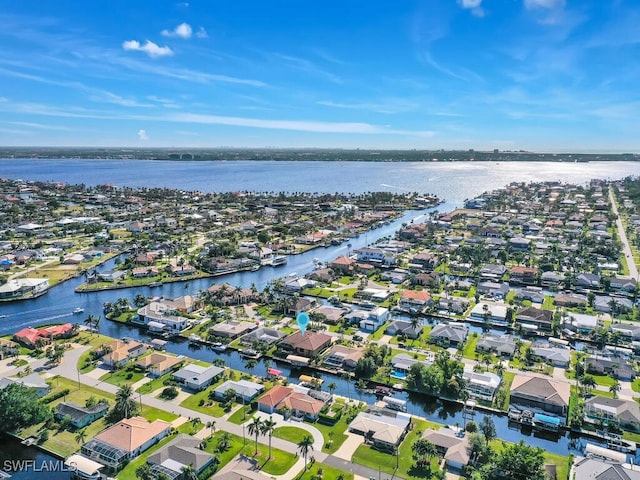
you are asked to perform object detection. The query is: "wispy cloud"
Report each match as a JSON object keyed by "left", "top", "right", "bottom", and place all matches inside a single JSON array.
[
  {"left": 270, "top": 52, "right": 342, "bottom": 84},
  {"left": 5, "top": 121, "right": 74, "bottom": 131},
  {"left": 122, "top": 40, "right": 173, "bottom": 58},
  {"left": 195, "top": 27, "right": 208, "bottom": 39},
  {"left": 161, "top": 22, "right": 192, "bottom": 39},
  {"left": 524, "top": 0, "right": 565, "bottom": 9},
  {"left": 107, "top": 54, "right": 266, "bottom": 86},
  {"left": 137, "top": 129, "right": 149, "bottom": 140},
  {"left": 317, "top": 99, "right": 419, "bottom": 114},
  {"left": 418, "top": 52, "right": 484, "bottom": 83},
  {"left": 458, "top": 0, "right": 485, "bottom": 18}
]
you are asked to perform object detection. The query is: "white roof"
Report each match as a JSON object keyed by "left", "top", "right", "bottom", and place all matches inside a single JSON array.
[{"left": 65, "top": 454, "right": 104, "bottom": 475}]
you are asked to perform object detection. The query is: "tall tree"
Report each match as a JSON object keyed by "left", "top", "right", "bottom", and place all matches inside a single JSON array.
[
  {"left": 0, "top": 383, "right": 50, "bottom": 433},
  {"left": 75, "top": 428, "right": 88, "bottom": 445},
  {"left": 297, "top": 435, "right": 314, "bottom": 471},
  {"left": 484, "top": 440, "right": 545, "bottom": 480},
  {"left": 479, "top": 416, "right": 496, "bottom": 443},
  {"left": 261, "top": 416, "right": 277, "bottom": 460},
  {"left": 113, "top": 384, "right": 138, "bottom": 420},
  {"left": 247, "top": 417, "right": 264, "bottom": 455}
]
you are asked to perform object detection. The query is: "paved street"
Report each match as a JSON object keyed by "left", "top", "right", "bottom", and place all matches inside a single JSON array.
[{"left": 609, "top": 186, "right": 638, "bottom": 279}]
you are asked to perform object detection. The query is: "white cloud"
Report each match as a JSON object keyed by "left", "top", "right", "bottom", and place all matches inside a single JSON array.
[
  {"left": 196, "top": 27, "right": 208, "bottom": 38},
  {"left": 524, "top": 0, "right": 565, "bottom": 9},
  {"left": 162, "top": 22, "right": 192, "bottom": 39},
  {"left": 458, "top": 0, "right": 484, "bottom": 17},
  {"left": 137, "top": 129, "right": 149, "bottom": 140},
  {"left": 122, "top": 40, "right": 173, "bottom": 58}
]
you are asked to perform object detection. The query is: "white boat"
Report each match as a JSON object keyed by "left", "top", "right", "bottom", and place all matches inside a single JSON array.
[
  {"left": 271, "top": 255, "right": 287, "bottom": 266},
  {"left": 211, "top": 342, "right": 228, "bottom": 352},
  {"left": 73, "top": 307, "right": 84, "bottom": 315}
]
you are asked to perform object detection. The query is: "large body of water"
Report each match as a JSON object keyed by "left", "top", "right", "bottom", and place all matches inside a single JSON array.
[{"left": 0, "top": 159, "right": 638, "bottom": 465}]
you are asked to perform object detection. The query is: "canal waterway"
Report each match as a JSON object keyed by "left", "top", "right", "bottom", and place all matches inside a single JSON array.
[{"left": 1, "top": 159, "right": 639, "bottom": 461}]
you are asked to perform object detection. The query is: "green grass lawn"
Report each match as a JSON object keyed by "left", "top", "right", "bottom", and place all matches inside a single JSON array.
[
  {"left": 178, "top": 378, "right": 227, "bottom": 417},
  {"left": 19, "top": 376, "right": 176, "bottom": 458},
  {"left": 297, "top": 463, "right": 354, "bottom": 480},
  {"left": 136, "top": 372, "right": 173, "bottom": 394},
  {"left": 201, "top": 431, "right": 297, "bottom": 476},
  {"left": 176, "top": 420, "right": 205, "bottom": 435},
  {"left": 368, "top": 321, "right": 391, "bottom": 341},
  {"left": 273, "top": 426, "right": 310, "bottom": 445},
  {"left": 100, "top": 364, "right": 145, "bottom": 386},
  {"left": 116, "top": 432, "right": 178, "bottom": 480},
  {"left": 352, "top": 419, "right": 441, "bottom": 480},
  {"left": 227, "top": 404, "right": 257, "bottom": 424},
  {"left": 312, "top": 402, "right": 366, "bottom": 453},
  {"left": 462, "top": 333, "right": 479, "bottom": 360}
]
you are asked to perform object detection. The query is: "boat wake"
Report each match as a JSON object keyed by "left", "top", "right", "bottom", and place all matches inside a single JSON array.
[{"left": 380, "top": 183, "right": 410, "bottom": 191}]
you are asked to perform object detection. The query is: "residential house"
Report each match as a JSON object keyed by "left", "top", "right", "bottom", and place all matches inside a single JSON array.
[
  {"left": 209, "top": 320, "right": 257, "bottom": 340},
  {"left": 137, "top": 302, "right": 190, "bottom": 334},
  {"left": 509, "top": 237, "right": 531, "bottom": 251},
  {"left": 0, "top": 373, "right": 50, "bottom": 397},
  {"left": 422, "top": 428, "right": 471, "bottom": 471},
  {"left": 410, "top": 252, "right": 438, "bottom": 270},
  {"left": 510, "top": 266, "right": 538, "bottom": 285},
  {"left": 172, "top": 364, "right": 224, "bottom": 391},
  {"left": 147, "top": 434, "right": 218, "bottom": 480},
  {"left": 277, "top": 390, "right": 326, "bottom": 421},
  {"left": 240, "top": 327, "right": 286, "bottom": 346},
  {"left": 515, "top": 306, "right": 553, "bottom": 333},
  {"left": 611, "top": 323, "right": 640, "bottom": 341},
  {"left": 279, "top": 331, "right": 333, "bottom": 358},
  {"left": 399, "top": 290, "right": 432, "bottom": 311},
  {"left": 358, "top": 307, "right": 390, "bottom": 333},
  {"left": 323, "top": 344, "right": 364, "bottom": 370},
  {"left": 531, "top": 347, "right": 571, "bottom": 368},
  {"left": 469, "top": 302, "right": 509, "bottom": 327},
  {"left": 540, "top": 271, "right": 564, "bottom": 288},
  {"left": 462, "top": 369, "right": 501, "bottom": 401},
  {"left": 354, "top": 247, "right": 397, "bottom": 266},
  {"left": 135, "top": 353, "right": 183, "bottom": 378},
  {"left": 429, "top": 323, "right": 468, "bottom": 347},
  {"left": 594, "top": 296, "right": 634, "bottom": 313},
  {"left": 438, "top": 296, "right": 471, "bottom": 315},
  {"left": 385, "top": 319, "right": 423, "bottom": 340},
  {"left": 479, "top": 264, "right": 507, "bottom": 280},
  {"left": 554, "top": 293, "right": 588, "bottom": 308},
  {"left": 584, "top": 397, "right": 640, "bottom": 432},
  {"left": 258, "top": 385, "right": 294, "bottom": 414},
  {"left": 55, "top": 401, "right": 109, "bottom": 428},
  {"left": 514, "top": 287, "right": 545, "bottom": 304},
  {"left": 81, "top": 416, "right": 171, "bottom": 472},
  {"left": 349, "top": 412, "right": 410, "bottom": 452},
  {"left": 13, "top": 322, "right": 74, "bottom": 347},
  {"left": 586, "top": 357, "right": 636, "bottom": 381},
  {"left": 313, "top": 305, "right": 347, "bottom": 325},
  {"left": 572, "top": 458, "right": 640, "bottom": 480},
  {"left": 476, "top": 281, "right": 510, "bottom": 299},
  {"left": 329, "top": 255, "right": 355, "bottom": 274},
  {"left": 575, "top": 273, "right": 601, "bottom": 289},
  {"left": 285, "top": 297, "right": 317, "bottom": 316},
  {"left": 610, "top": 276, "right": 637, "bottom": 295},
  {"left": 391, "top": 353, "right": 432, "bottom": 379},
  {"left": 103, "top": 338, "right": 148, "bottom": 368},
  {"left": 510, "top": 374, "right": 570, "bottom": 415},
  {"left": 475, "top": 334, "right": 517, "bottom": 358},
  {"left": 566, "top": 313, "right": 600, "bottom": 334},
  {"left": 213, "top": 380, "right": 264, "bottom": 403}
]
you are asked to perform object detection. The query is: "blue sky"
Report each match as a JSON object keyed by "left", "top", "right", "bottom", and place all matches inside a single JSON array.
[{"left": 1, "top": 0, "right": 639, "bottom": 152}]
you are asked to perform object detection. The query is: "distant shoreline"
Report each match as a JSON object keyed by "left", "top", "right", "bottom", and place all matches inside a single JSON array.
[{"left": 0, "top": 148, "right": 638, "bottom": 162}]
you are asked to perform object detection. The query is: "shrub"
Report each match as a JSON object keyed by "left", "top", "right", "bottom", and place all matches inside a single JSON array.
[{"left": 159, "top": 386, "right": 179, "bottom": 400}]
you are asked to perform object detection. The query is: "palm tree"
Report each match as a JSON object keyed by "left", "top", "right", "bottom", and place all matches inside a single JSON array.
[
  {"left": 216, "top": 432, "right": 231, "bottom": 452},
  {"left": 582, "top": 375, "right": 596, "bottom": 395},
  {"left": 297, "top": 435, "right": 314, "bottom": 471},
  {"left": 610, "top": 380, "right": 621, "bottom": 399},
  {"left": 327, "top": 382, "right": 337, "bottom": 396},
  {"left": 244, "top": 358, "right": 257, "bottom": 376},
  {"left": 114, "top": 384, "right": 138, "bottom": 420},
  {"left": 180, "top": 464, "right": 198, "bottom": 480},
  {"left": 261, "top": 416, "right": 277, "bottom": 459},
  {"left": 75, "top": 428, "right": 88, "bottom": 444},
  {"left": 247, "top": 417, "right": 264, "bottom": 455},
  {"left": 206, "top": 420, "right": 217, "bottom": 437},
  {"left": 341, "top": 372, "right": 351, "bottom": 401}
]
